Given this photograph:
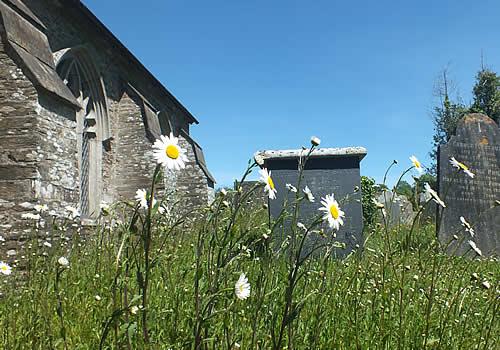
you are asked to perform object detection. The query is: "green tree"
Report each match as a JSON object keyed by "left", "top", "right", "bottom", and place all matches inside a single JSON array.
[
  {"left": 470, "top": 68, "right": 500, "bottom": 124},
  {"left": 395, "top": 180, "right": 413, "bottom": 200},
  {"left": 415, "top": 173, "right": 437, "bottom": 192},
  {"left": 429, "top": 69, "right": 467, "bottom": 175},
  {"left": 361, "top": 176, "right": 378, "bottom": 231}
]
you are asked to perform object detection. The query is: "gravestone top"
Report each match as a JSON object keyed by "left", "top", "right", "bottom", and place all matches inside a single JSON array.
[
  {"left": 255, "top": 147, "right": 367, "bottom": 161},
  {"left": 438, "top": 113, "right": 500, "bottom": 257},
  {"left": 259, "top": 146, "right": 367, "bottom": 258},
  {"left": 377, "top": 191, "right": 415, "bottom": 227}
]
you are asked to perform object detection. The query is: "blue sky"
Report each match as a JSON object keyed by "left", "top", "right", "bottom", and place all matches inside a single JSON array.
[{"left": 85, "top": 0, "right": 500, "bottom": 187}]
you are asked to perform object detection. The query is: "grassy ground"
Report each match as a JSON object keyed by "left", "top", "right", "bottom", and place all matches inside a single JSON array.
[{"left": 0, "top": 195, "right": 498, "bottom": 349}]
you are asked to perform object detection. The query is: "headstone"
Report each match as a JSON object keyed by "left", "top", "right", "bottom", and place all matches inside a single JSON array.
[
  {"left": 377, "top": 191, "right": 415, "bottom": 227},
  {"left": 419, "top": 192, "right": 437, "bottom": 223},
  {"left": 438, "top": 113, "right": 500, "bottom": 257},
  {"left": 256, "top": 147, "right": 367, "bottom": 258}
]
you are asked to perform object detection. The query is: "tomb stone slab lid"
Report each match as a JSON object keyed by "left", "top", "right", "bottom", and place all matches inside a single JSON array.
[{"left": 255, "top": 147, "right": 367, "bottom": 161}]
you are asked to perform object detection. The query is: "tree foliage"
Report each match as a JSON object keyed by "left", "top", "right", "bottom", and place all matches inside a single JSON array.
[
  {"left": 361, "top": 176, "right": 378, "bottom": 230},
  {"left": 470, "top": 68, "right": 500, "bottom": 124},
  {"left": 429, "top": 69, "right": 467, "bottom": 175},
  {"left": 395, "top": 180, "right": 413, "bottom": 201}
]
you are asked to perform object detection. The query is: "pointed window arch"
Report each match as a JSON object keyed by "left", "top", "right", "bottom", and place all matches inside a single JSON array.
[{"left": 55, "top": 48, "right": 109, "bottom": 218}]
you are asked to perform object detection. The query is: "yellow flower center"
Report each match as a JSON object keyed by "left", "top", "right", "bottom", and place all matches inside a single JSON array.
[
  {"left": 267, "top": 176, "right": 275, "bottom": 190},
  {"left": 414, "top": 160, "right": 421, "bottom": 168},
  {"left": 166, "top": 145, "right": 179, "bottom": 159},
  {"left": 1, "top": 266, "right": 7, "bottom": 271},
  {"left": 329, "top": 204, "right": 339, "bottom": 219},
  {"left": 458, "top": 162, "right": 468, "bottom": 171}
]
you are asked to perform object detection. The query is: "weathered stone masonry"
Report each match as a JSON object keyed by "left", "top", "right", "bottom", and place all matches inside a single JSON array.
[{"left": 0, "top": 0, "right": 215, "bottom": 236}]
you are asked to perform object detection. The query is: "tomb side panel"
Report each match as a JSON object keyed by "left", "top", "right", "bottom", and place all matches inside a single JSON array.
[{"left": 268, "top": 160, "right": 363, "bottom": 258}]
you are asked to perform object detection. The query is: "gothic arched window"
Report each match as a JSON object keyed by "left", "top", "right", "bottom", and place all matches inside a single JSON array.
[{"left": 56, "top": 49, "right": 109, "bottom": 219}]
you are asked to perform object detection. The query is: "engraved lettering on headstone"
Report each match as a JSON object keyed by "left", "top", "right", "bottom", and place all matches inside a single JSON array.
[{"left": 438, "top": 114, "right": 500, "bottom": 257}]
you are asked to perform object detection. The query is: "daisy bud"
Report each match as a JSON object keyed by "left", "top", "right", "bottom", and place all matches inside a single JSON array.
[
  {"left": 471, "top": 272, "right": 479, "bottom": 281},
  {"left": 297, "top": 222, "right": 307, "bottom": 231},
  {"left": 254, "top": 153, "right": 265, "bottom": 166},
  {"left": 220, "top": 188, "right": 228, "bottom": 197},
  {"left": 95, "top": 295, "right": 102, "bottom": 301},
  {"left": 310, "top": 136, "right": 321, "bottom": 147},
  {"left": 58, "top": 256, "right": 69, "bottom": 267},
  {"left": 262, "top": 203, "right": 268, "bottom": 210},
  {"left": 481, "top": 281, "right": 491, "bottom": 289}
]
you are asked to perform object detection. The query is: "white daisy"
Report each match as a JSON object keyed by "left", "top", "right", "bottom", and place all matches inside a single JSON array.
[
  {"left": 259, "top": 168, "right": 277, "bottom": 200},
  {"left": 235, "top": 273, "right": 251, "bottom": 300},
  {"left": 286, "top": 184, "right": 297, "bottom": 193},
  {"left": 424, "top": 183, "right": 446, "bottom": 208},
  {"left": 319, "top": 194, "right": 345, "bottom": 231},
  {"left": 130, "top": 305, "right": 139, "bottom": 315},
  {"left": 0, "top": 262, "right": 12, "bottom": 275},
  {"left": 303, "top": 186, "right": 315, "bottom": 203},
  {"left": 58, "top": 256, "right": 69, "bottom": 267},
  {"left": 21, "top": 213, "right": 41, "bottom": 220},
  {"left": 135, "top": 189, "right": 157, "bottom": 209},
  {"left": 450, "top": 157, "right": 475, "bottom": 178},
  {"left": 34, "top": 204, "right": 48, "bottom": 213},
  {"left": 65, "top": 206, "right": 80, "bottom": 219},
  {"left": 460, "top": 216, "right": 475, "bottom": 237},
  {"left": 409, "top": 155, "right": 424, "bottom": 173},
  {"left": 372, "top": 198, "right": 385, "bottom": 209},
  {"left": 468, "top": 240, "right": 482, "bottom": 256},
  {"left": 99, "top": 201, "right": 110, "bottom": 213},
  {"left": 152, "top": 133, "right": 188, "bottom": 170}
]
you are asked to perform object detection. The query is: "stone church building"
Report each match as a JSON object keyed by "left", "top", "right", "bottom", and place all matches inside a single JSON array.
[{"left": 0, "top": 0, "right": 215, "bottom": 229}]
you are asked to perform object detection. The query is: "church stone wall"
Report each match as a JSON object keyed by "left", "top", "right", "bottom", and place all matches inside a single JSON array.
[
  {"left": 0, "top": 0, "right": 215, "bottom": 241},
  {"left": 0, "top": 39, "right": 39, "bottom": 230},
  {"left": 108, "top": 92, "right": 158, "bottom": 202}
]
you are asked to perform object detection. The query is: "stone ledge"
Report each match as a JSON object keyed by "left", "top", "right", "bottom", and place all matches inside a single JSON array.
[{"left": 255, "top": 147, "right": 367, "bottom": 161}]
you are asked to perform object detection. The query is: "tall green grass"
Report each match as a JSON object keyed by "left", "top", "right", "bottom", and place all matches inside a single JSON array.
[
  {"left": 0, "top": 146, "right": 498, "bottom": 349},
  {"left": 0, "top": 201, "right": 497, "bottom": 349}
]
